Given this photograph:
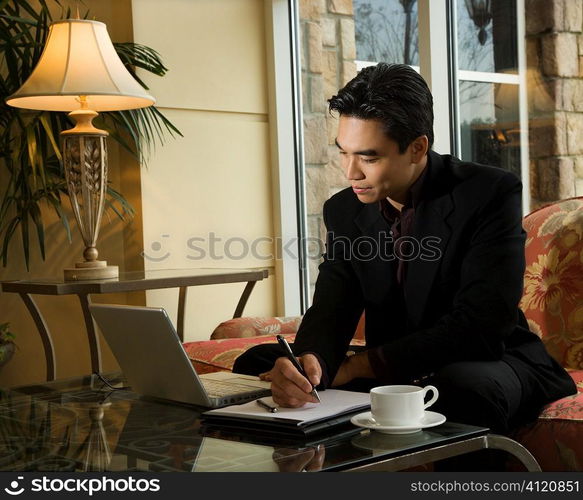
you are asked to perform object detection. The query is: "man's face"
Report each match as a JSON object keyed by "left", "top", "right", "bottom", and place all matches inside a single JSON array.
[{"left": 335, "top": 116, "right": 426, "bottom": 204}]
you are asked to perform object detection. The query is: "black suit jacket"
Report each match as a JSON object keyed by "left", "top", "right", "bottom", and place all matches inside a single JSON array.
[{"left": 293, "top": 151, "right": 575, "bottom": 410}]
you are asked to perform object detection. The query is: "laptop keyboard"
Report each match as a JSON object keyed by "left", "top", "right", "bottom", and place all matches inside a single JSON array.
[{"left": 202, "top": 379, "right": 264, "bottom": 397}]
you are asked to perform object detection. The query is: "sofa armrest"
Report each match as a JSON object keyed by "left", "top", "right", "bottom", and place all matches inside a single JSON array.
[
  {"left": 184, "top": 334, "right": 294, "bottom": 374},
  {"left": 183, "top": 334, "right": 366, "bottom": 375},
  {"left": 210, "top": 316, "right": 302, "bottom": 339}
]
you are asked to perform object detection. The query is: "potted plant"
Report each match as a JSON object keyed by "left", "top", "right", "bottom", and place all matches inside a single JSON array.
[
  {"left": 0, "top": 322, "right": 16, "bottom": 368},
  {"left": 0, "top": 0, "right": 181, "bottom": 270}
]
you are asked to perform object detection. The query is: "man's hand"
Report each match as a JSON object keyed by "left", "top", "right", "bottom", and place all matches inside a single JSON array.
[
  {"left": 331, "top": 356, "right": 354, "bottom": 387},
  {"left": 260, "top": 354, "right": 322, "bottom": 407},
  {"left": 331, "top": 351, "right": 375, "bottom": 387}
]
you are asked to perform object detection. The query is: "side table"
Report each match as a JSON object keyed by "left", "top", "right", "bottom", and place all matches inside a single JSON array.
[{"left": 1, "top": 268, "right": 269, "bottom": 381}]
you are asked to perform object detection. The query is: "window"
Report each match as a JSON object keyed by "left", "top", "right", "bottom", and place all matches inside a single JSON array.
[
  {"left": 353, "top": 0, "right": 528, "bottom": 198},
  {"left": 296, "top": 0, "right": 581, "bottom": 308},
  {"left": 354, "top": 0, "right": 419, "bottom": 66},
  {"left": 454, "top": 0, "right": 526, "bottom": 189}
]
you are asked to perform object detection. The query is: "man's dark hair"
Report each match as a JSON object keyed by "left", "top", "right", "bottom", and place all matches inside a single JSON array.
[{"left": 328, "top": 63, "right": 434, "bottom": 153}]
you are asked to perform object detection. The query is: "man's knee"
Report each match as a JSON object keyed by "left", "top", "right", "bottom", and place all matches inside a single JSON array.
[{"left": 430, "top": 362, "right": 512, "bottom": 433}]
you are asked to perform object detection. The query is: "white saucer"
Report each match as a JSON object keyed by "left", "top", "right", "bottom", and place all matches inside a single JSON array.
[{"left": 350, "top": 411, "right": 446, "bottom": 434}]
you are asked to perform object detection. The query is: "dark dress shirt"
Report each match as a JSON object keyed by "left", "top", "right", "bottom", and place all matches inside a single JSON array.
[{"left": 378, "top": 164, "right": 428, "bottom": 285}]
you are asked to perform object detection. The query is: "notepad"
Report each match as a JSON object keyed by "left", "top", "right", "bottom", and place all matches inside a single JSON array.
[{"left": 202, "top": 389, "right": 371, "bottom": 436}]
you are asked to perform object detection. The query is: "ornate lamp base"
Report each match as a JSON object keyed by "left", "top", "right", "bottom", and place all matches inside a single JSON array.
[
  {"left": 61, "top": 103, "right": 120, "bottom": 282},
  {"left": 64, "top": 246, "right": 118, "bottom": 281},
  {"left": 64, "top": 261, "right": 119, "bottom": 281}
]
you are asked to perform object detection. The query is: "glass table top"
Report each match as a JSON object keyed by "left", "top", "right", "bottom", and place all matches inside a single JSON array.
[
  {"left": 0, "top": 268, "right": 269, "bottom": 294},
  {"left": 0, "top": 374, "right": 488, "bottom": 472}
]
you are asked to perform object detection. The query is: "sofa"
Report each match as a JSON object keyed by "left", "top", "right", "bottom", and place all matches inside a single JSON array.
[{"left": 183, "top": 196, "right": 583, "bottom": 471}]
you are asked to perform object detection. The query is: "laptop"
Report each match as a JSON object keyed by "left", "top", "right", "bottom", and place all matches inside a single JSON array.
[{"left": 90, "top": 304, "right": 271, "bottom": 408}]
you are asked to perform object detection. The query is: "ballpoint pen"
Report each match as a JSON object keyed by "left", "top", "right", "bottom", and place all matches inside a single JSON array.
[
  {"left": 276, "top": 334, "right": 321, "bottom": 403},
  {"left": 256, "top": 398, "right": 278, "bottom": 413}
]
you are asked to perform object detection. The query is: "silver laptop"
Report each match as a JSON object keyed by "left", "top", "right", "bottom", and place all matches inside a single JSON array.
[{"left": 90, "top": 304, "right": 270, "bottom": 408}]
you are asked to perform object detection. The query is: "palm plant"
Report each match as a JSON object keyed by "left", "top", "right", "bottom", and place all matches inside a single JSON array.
[
  {"left": 0, "top": 321, "right": 15, "bottom": 365},
  {"left": 0, "top": 0, "right": 181, "bottom": 270}
]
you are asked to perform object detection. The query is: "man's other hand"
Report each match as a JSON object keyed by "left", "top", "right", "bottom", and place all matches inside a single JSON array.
[{"left": 331, "top": 351, "right": 375, "bottom": 387}]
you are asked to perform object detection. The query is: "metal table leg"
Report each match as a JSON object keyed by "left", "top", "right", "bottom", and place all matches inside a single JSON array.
[
  {"left": 19, "top": 293, "right": 56, "bottom": 381},
  {"left": 78, "top": 293, "right": 102, "bottom": 375},
  {"left": 177, "top": 286, "right": 187, "bottom": 342},
  {"left": 176, "top": 280, "right": 258, "bottom": 342},
  {"left": 484, "top": 434, "right": 541, "bottom": 472},
  {"left": 233, "top": 281, "right": 257, "bottom": 318}
]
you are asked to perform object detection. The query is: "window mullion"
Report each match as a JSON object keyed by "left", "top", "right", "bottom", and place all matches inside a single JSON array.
[
  {"left": 418, "top": 0, "right": 453, "bottom": 155},
  {"left": 516, "top": 0, "right": 530, "bottom": 214}
]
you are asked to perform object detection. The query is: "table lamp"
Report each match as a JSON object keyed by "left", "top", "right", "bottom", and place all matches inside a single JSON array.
[{"left": 6, "top": 19, "right": 155, "bottom": 280}]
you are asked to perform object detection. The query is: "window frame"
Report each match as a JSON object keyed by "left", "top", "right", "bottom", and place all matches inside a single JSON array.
[
  {"left": 266, "top": 0, "right": 310, "bottom": 315},
  {"left": 448, "top": 0, "right": 530, "bottom": 213},
  {"left": 284, "top": 0, "right": 530, "bottom": 311},
  {"left": 356, "top": 0, "right": 530, "bottom": 212}
]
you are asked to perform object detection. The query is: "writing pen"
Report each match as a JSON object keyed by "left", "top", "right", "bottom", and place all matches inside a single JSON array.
[
  {"left": 256, "top": 398, "right": 278, "bottom": 413},
  {"left": 276, "top": 334, "right": 321, "bottom": 403}
]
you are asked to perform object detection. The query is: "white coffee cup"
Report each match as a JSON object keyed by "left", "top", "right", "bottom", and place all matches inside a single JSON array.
[{"left": 370, "top": 385, "right": 439, "bottom": 426}]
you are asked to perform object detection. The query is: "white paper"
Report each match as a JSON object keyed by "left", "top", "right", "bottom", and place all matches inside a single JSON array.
[{"left": 204, "top": 389, "right": 371, "bottom": 426}]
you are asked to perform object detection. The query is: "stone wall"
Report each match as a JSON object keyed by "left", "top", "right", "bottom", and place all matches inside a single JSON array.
[
  {"left": 299, "top": 0, "right": 357, "bottom": 291},
  {"left": 525, "top": 0, "right": 583, "bottom": 206},
  {"left": 299, "top": 0, "right": 583, "bottom": 297}
]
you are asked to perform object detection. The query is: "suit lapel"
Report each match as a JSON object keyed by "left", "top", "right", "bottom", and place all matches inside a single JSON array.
[{"left": 405, "top": 151, "right": 454, "bottom": 326}]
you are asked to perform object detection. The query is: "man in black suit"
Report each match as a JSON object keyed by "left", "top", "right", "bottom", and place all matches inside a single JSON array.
[{"left": 234, "top": 63, "right": 575, "bottom": 437}]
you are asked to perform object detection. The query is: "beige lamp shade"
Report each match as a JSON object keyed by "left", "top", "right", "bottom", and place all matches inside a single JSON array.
[{"left": 6, "top": 19, "right": 155, "bottom": 112}]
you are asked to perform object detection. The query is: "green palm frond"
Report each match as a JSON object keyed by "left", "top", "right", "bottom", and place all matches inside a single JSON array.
[
  {"left": 113, "top": 42, "right": 168, "bottom": 85},
  {"left": 0, "top": 0, "right": 180, "bottom": 270}
]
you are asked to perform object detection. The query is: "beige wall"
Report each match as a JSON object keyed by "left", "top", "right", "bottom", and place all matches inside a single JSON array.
[
  {"left": 131, "top": 0, "right": 277, "bottom": 340},
  {"left": 0, "top": 0, "right": 279, "bottom": 386}
]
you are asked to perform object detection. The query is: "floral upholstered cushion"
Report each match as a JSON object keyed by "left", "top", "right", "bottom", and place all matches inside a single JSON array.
[
  {"left": 183, "top": 334, "right": 367, "bottom": 375},
  {"left": 210, "top": 317, "right": 302, "bottom": 339},
  {"left": 520, "top": 197, "right": 583, "bottom": 370},
  {"left": 539, "top": 370, "right": 583, "bottom": 421},
  {"left": 183, "top": 335, "right": 293, "bottom": 374},
  {"left": 512, "top": 370, "right": 583, "bottom": 471},
  {"left": 210, "top": 313, "right": 366, "bottom": 341}
]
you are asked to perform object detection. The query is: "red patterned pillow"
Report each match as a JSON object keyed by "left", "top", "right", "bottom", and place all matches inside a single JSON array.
[
  {"left": 183, "top": 334, "right": 366, "bottom": 374},
  {"left": 211, "top": 314, "right": 366, "bottom": 341},
  {"left": 210, "top": 317, "right": 302, "bottom": 339},
  {"left": 184, "top": 334, "right": 294, "bottom": 374}
]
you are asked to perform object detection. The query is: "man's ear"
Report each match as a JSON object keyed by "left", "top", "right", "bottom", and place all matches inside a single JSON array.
[{"left": 410, "top": 135, "right": 429, "bottom": 163}]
